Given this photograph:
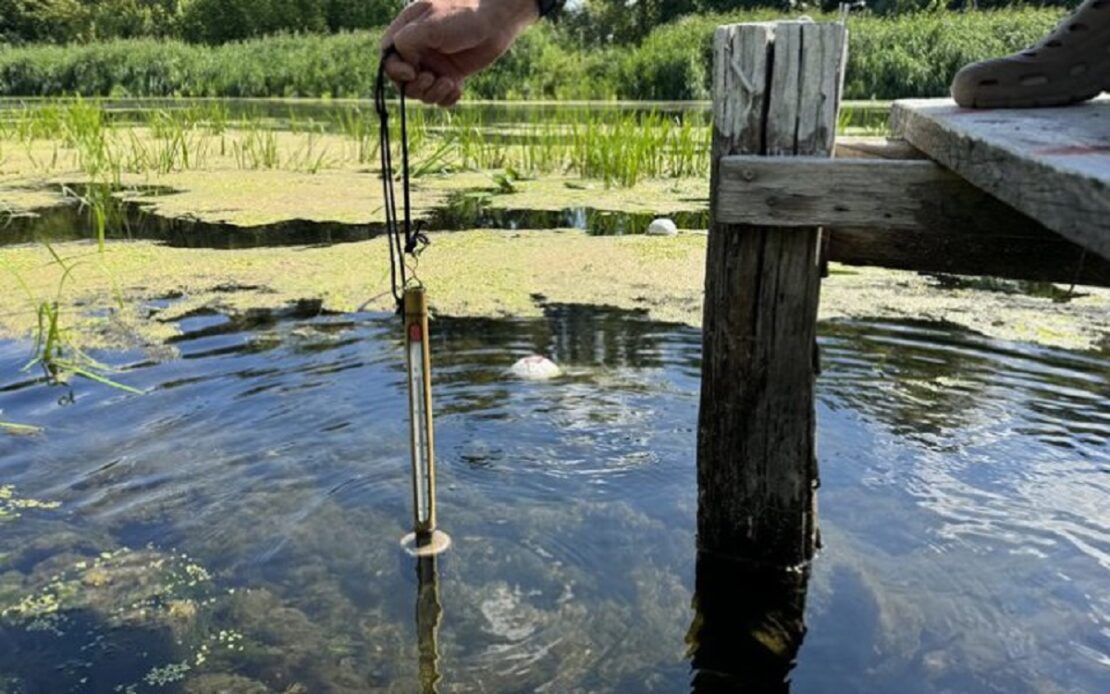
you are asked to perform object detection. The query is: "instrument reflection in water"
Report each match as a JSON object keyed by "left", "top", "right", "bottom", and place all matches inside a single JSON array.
[
  {"left": 401, "top": 287, "right": 451, "bottom": 556},
  {"left": 415, "top": 555, "right": 444, "bottom": 694}
]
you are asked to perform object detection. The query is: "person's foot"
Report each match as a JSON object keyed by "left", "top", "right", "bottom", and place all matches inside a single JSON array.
[{"left": 951, "top": 0, "right": 1110, "bottom": 108}]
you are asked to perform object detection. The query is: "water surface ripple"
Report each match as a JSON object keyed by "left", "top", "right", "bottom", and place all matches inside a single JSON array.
[{"left": 0, "top": 308, "right": 1106, "bottom": 692}]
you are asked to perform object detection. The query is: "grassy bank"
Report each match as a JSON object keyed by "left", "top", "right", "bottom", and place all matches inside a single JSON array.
[
  {"left": 0, "top": 9, "right": 1063, "bottom": 101},
  {"left": 0, "top": 99, "right": 715, "bottom": 187}
]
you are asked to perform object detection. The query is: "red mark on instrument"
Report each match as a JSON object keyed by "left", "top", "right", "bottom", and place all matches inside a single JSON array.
[{"left": 408, "top": 324, "right": 422, "bottom": 343}]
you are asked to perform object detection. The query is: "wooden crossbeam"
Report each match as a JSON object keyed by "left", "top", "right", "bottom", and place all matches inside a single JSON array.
[
  {"left": 715, "top": 156, "right": 1110, "bottom": 286},
  {"left": 717, "top": 157, "right": 964, "bottom": 230}
]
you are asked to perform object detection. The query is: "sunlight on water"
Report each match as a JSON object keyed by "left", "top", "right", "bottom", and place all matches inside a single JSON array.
[{"left": 0, "top": 306, "right": 1106, "bottom": 692}]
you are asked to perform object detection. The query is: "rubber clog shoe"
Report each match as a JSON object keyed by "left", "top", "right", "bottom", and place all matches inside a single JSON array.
[{"left": 951, "top": 0, "right": 1110, "bottom": 108}]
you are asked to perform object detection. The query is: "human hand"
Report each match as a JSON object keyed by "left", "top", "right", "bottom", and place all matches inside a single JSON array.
[{"left": 382, "top": 0, "right": 539, "bottom": 107}]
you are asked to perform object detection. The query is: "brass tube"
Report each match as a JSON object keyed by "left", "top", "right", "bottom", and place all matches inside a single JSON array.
[{"left": 404, "top": 287, "right": 437, "bottom": 543}]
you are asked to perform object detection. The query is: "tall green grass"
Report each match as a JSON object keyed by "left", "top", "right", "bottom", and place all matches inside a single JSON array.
[
  {"left": 0, "top": 9, "right": 1065, "bottom": 101},
  {"left": 1, "top": 99, "right": 716, "bottom": 186}
]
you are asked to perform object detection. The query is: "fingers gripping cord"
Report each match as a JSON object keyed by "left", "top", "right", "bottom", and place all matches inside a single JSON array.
[{"left": 376, "top": 47, "right": 430, "bottom": 311}]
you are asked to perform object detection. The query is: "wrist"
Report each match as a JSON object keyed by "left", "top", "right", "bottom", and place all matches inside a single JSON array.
[{"left": 497, "top": 0, "right": 539, "bottom": 26}]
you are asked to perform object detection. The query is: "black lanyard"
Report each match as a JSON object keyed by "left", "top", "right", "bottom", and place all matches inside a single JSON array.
[{"left": 375, "top": 48, "right": 428, "bottom": 311}]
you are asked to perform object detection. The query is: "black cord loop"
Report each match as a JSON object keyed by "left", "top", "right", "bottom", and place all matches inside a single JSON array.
[{"left": 376, "top": 47, "right": 429, "bottom": 312}]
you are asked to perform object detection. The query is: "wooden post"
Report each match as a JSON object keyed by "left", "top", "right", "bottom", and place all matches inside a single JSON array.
[{"left": 698, "top": 21, "right": 847, "bottom": 568}]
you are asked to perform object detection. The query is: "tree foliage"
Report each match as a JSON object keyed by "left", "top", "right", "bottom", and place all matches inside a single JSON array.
[
  {"left": 0, "top": 0, "right": 404, "bottom": 45},
  {"left": 0, "top": 9, "right": 1064, "bottom": 99}
]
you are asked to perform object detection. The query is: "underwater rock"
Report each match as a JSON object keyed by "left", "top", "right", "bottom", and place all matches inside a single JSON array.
[
  {"left": 510, "top": 357, "right": 563, "bottom": 379},
  {"left": 511, "top": 355, "right": 562, "bottom": 380},
  {"left": 646, "top": 218, "right": 678, "bottom": 236}
]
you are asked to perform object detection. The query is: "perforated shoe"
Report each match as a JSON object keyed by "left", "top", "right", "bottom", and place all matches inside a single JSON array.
[{"left": 951, "top": 0, "right": 1110, "bottom": 108}]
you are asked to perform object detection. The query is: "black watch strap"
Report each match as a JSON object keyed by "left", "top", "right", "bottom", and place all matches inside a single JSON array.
[{"left": 537, "top": 0, "right": 566, "bottom": 18}]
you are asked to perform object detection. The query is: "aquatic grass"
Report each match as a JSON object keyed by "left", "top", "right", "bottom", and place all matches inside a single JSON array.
[
  {"left": 0, "top": 420, "right": 43, "bottom": 436},
  {"left": 60, "top": 184, "right": 133, "bottom": 251},
  {"left": 1, "top": 246, "right": 140, "bottom": 394},
  {"left": 231, "top": 127, "right": 279, "bottom": 170},
  {"left": 333, "top": 106, "right": 379, "bottom": 164},
  {"left": 0, "top": 99, "right": 716, "bottom": 185},
  {"left": 288, "top": 133, "right": 333, "bottom": 174},
  {"left": 431, "top": 107, "right": 712, "bottom": 186}
]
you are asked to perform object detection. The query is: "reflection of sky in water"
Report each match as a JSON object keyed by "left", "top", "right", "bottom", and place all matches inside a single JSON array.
[{"left": 0, "top": 308, "right": 1106, "bottom": 692}]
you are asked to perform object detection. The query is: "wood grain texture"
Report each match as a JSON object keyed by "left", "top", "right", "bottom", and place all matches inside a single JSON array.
[
  {"left": 699, "top": 21, "right": 846, "bottom": 568},
  {"left": 834, "top": 136, "right": 926, "bottom": 160},
  {"left": 892, "top": 97, "right": 1110, "bottom": 261},
  {"left": 711, "top": 23, "right": 773, "bottom": 161},
  {"left": 798, "top": 23, "right": 846, "bottom": 156},
  {"left": 767, "top": 22, "right": 803, "bottom": 156},
  {"left": 718, "top": 157, "right": 961, "bottom": 229},
  {"left": 716, "top": 156, "right": 1110, "bottom": 285}
]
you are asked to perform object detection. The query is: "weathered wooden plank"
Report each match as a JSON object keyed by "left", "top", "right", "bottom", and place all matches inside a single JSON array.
[
  {"left": 700, "top": 21, "right": 846, "bottom": 569},
  {"left": 766, "top": 22, "right": 803, "bottom": 156},
  {"left": 718, "top": 157, "right": 957, "bottom": 229},
  {"left": 717, "top": 156, "right": 1027, "bottom": 230},
  {"left": 797, "top": 22, "right": 847, "bottom": 156},
  {"left": 711, "top": 23, "right": 773, "bottom": 161},
  {"left": 716, "top": 156, "right": 1110, "bottom": 285},
  {"left": 892, "top": 97, "right": 1110, "bottom": 261},
  {"left": 688, "top": 550, "right": 809, "bottom": 688},
  {"left": 834, "top": 136, "right": 925, "bottom": 160}
]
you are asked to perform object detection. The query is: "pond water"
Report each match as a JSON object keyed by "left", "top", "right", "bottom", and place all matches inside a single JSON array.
[
  {"left": 1, "top": 185, "right": 709, "bottom": 249},
  {"left": 1, "top": 303, "right": 1106, "bottom": 692}
]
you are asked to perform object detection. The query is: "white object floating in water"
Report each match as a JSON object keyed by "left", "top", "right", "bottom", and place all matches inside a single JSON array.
[
  {"left": 646, "top": 218, "right": 678, "bottom": 236},
  {"left": 511, "top": 355, "right": 561, "bottom": 381}
]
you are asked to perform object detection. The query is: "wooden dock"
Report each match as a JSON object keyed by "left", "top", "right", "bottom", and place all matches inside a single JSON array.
[
  {"left": 893, "top": 98, "right": 1110, "bottom": 260},
  {"left": 690, "top": 21, "right": 1110, "bottom": 679},
  {"left": 698, "top": 21, "right": 1110, "bottom": 573}
]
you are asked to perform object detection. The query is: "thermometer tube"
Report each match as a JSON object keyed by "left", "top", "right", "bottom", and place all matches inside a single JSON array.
[{"left": 404, "top": 288, "right": 437, "bottom": 542}]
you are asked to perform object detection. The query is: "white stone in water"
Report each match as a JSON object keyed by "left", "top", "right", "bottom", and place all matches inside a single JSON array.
[
  {"left": 646, "top": 218, "right": 678, "bottom": 236},
  {"left": 510, "top": 355, "right": 561, "bottom": 380}
]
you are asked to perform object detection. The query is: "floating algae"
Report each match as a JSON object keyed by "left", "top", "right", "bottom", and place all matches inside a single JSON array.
[{"left": 0, "top": 485, "right": 60, "bottom": 523}]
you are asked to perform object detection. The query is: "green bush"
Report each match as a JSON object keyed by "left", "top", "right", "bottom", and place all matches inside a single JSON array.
[
  {"left": 0, "top": 9, "right": 1067, "bottom": 101},
  {"left": 845, "top": 10, "right": 1061, "bottom": 99},
  {"left": 607, "top": 9, "right": 1062, "bottom": 101}
]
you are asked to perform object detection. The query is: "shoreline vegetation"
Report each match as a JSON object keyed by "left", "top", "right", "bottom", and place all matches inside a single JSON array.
[
  {"left": 1, "top": 107, "right": 1106, "bottom": 357},
  {"left": 0, "top": 5, "right": 1105, "bottom": 393},
  {"left": 0, "top": 9, "right": 1064, "bottom": 101}
]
